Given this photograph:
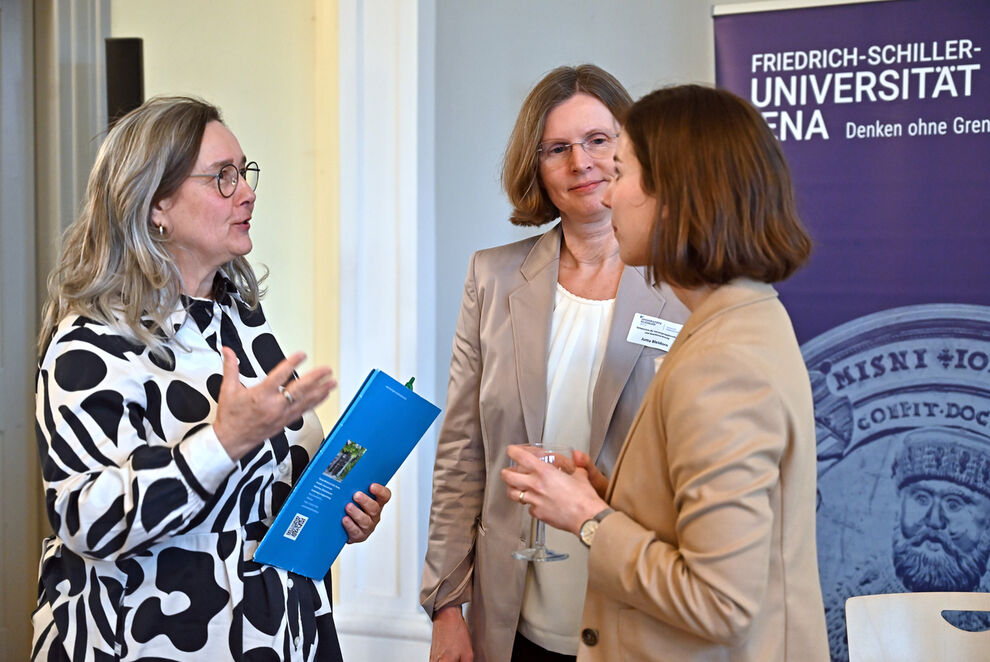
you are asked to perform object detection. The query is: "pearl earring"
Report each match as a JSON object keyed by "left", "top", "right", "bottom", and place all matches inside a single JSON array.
[{"left": 158, "top": 225, "right": 164, "bottom": 236}]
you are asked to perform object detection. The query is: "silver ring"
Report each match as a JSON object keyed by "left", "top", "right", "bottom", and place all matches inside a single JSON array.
[
  {"left": 518, "top": 490, "right": 527, "bottom": 505},
  {"left": 279, "top": 385, "right": 295, "bottom": 405}
]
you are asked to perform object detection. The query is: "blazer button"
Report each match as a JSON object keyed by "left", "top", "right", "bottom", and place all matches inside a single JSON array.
[{"left": 581, "top": 628, "right": 599, "bottom": 646}]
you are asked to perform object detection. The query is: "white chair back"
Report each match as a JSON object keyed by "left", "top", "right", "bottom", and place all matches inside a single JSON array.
[{"left": 845, "top": 592, "right": 990, "bottom": 662}]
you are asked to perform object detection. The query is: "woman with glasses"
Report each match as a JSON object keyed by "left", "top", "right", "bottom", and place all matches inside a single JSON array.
[
  {"left": 31, "top": 96, "right": 388, "bottom": 661},
  {"left": 501, "top": 85, "right": 829, "bottom": 661},
  {"left": 420, "top": 65, "right": 688, "bottom": 662}
]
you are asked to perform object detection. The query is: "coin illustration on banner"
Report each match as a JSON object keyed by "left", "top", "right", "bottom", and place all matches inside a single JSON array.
[{"left": 802, "top": 303, "right": 990, "bottom": 662}]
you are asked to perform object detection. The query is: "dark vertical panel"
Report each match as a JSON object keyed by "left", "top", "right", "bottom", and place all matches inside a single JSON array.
[{"left": 105, "top": 37, "right": 144, "bottom": 126}]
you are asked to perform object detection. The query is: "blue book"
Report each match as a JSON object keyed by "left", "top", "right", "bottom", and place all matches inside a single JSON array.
[{"left": 254, "top": 369, "right": 441, "bottom": 579}]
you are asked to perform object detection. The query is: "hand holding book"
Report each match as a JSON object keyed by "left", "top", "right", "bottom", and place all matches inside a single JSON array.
[
  {"left": 254, "top": 369, "right": 441, "bottom": 578},
  {"left": 342, "top": 482, "right": 391, "bottom": 543}
]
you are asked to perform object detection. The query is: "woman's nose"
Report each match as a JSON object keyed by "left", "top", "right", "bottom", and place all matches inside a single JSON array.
[
  {"left": 236, "top": 173, "right": 257, "bottom": 204},
  {"left": 569, "top": 144, "right": 593, "bottom": 170}
]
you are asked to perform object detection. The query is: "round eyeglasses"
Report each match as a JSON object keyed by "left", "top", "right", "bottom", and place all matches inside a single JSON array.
[
  {"left": 537, "top": 132, "right": 617, "bottom": 165},
  {"left": 188, "top": 162, "right": 260, "bottom": 198}
]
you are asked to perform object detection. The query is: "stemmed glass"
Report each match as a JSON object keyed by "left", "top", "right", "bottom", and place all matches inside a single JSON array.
[{"left": 510, "top": 444, "right": 572, "bottom": 562}]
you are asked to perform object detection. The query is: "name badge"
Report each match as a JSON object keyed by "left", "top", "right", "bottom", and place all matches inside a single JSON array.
[{"left": 626, "top": 313, "right": 683, "bottom": 352}]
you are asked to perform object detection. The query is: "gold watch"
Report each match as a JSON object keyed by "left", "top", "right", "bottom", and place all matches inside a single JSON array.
[{"left": 579, "top": 507, "right": 615, "bottom": 548}]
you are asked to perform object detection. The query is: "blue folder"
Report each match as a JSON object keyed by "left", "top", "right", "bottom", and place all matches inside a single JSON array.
[{"left": 253, "top": 369, "right": 441, "bottom": 579}]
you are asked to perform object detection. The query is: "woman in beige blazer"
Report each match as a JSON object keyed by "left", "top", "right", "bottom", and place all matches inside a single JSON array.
[
  {"left": 502, "top": 85, "right": 830, "bottom": 661},
  {"left": 420, "top": 66, "right": 689, "bottom": 662}
]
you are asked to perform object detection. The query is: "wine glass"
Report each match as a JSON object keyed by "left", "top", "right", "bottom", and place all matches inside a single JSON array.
[{"left": 509, "top": 444, "right": 572, "bottom": 562}]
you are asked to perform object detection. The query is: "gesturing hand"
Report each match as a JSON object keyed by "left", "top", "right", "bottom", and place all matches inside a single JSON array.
[{"left": 213, "top": 347, "right": 336, "bottom": 460}]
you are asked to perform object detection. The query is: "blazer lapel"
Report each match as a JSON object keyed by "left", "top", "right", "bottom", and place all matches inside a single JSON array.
[
  {"left": 507, "top": 226, "right": 561, "bottom": 447},
  {"left": 604, "top": 278, "right": 778, "bottom": 497},
  {"left": 590, "top": 265, "right": 666, "bottom": 465}
]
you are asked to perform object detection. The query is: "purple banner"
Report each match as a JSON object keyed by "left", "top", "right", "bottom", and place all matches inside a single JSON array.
[
  {"left": 715, "top": 0, "right": 990, "bottom": 342},
  {"left": 715, "top": 2, "right": 990, "bottom": 660}
]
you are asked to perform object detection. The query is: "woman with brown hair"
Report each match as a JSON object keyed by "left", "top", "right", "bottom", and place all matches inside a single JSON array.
[
  {"left": 502, "top": 84, "right": 830, "bottom": 661},
  {"left": 420, "top": 66, "right": 688, "bottom": 662}
]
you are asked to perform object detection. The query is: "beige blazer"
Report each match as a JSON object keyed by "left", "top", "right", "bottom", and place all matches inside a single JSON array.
[
  {"left": 580, "top": 279, "right": 829, "bottom": 662},
  {"left": 420, "top": 225, "right": 689, "bottom": 662}
]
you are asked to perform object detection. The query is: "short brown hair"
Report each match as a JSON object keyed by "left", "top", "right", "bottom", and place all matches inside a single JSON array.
[
  {"left": 624, "top": 84, "right": 811, "bottom": 287},
  {"left": 502, "top": 64, "right": 632, "bottom": 226}
]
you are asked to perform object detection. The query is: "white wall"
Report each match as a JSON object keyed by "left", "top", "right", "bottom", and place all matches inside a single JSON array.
[{"left": 333, "top": 0, "right": 437, "bottom": 657}]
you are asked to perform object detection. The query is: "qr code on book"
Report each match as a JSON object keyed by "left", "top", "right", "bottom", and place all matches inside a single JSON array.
[{"left": 284, "top": 513, "right": 308, "bottom": 540}]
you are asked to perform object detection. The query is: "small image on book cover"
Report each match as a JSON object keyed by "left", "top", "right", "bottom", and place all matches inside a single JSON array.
[{"left": 324, "top": 440, "right": 367, "bottom": 482}]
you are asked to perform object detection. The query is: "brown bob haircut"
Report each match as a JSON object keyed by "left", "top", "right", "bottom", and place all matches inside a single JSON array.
[
  {"left": 624, "top": 84, "right": 811, "bottom": 287},
  {"left": 502, "top": 64, "right": 632, "bottom": 226}
]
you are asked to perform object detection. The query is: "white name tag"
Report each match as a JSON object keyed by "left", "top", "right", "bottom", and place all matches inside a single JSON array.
[{"left": 626, "top": 313, "right": 683, "bottom": 352}]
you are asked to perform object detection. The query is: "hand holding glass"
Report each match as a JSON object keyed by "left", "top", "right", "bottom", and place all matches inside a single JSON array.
[{"left": 508, "top": 444, "right": 573, "bottom": 562}]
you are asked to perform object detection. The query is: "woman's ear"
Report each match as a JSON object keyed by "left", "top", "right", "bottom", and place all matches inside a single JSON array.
[{"left": 150, "top": 196, "right": 172, "bottom": 232}]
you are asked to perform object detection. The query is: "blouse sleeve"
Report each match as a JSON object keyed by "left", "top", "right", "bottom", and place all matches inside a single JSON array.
[
  {"left": 587, "top": 346, "right": 787, "bottom": 645},
  {"left": 36, "top": 324, "right": 237, "bottom": 561},
  {"left": 420, "top": 252, "right": 488, "bottom": 616}
]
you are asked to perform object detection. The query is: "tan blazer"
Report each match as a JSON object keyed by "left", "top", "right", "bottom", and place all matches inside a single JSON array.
[
  {"left": 580, "top": 279, "right": 829, "bottom": 662},
  {"left": 420, "top": 225, "right": 689, "bottom": 662}
]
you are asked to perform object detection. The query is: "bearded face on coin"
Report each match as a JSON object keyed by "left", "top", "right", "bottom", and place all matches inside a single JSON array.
[{"left": 891, "top": 430, "right": 990, "bottom": 592}]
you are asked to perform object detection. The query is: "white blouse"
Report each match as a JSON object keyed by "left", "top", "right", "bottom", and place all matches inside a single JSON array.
[{"left": 518, "top": 283, "right": 615, "bottom": 654}]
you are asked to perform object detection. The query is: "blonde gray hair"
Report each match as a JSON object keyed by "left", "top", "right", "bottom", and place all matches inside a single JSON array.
[{"left": 38, "top": 95, "right": 264, "bottom": 357}]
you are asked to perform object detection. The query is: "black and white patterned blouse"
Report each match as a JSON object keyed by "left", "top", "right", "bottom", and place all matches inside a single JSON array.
[{"left": 31, "top": 279, "right": 343, "bottom": 662}]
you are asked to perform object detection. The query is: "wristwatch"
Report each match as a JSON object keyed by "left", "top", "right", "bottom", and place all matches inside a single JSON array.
[{"left": 579, "top": 507, "right": 615, "bottom": 548}]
